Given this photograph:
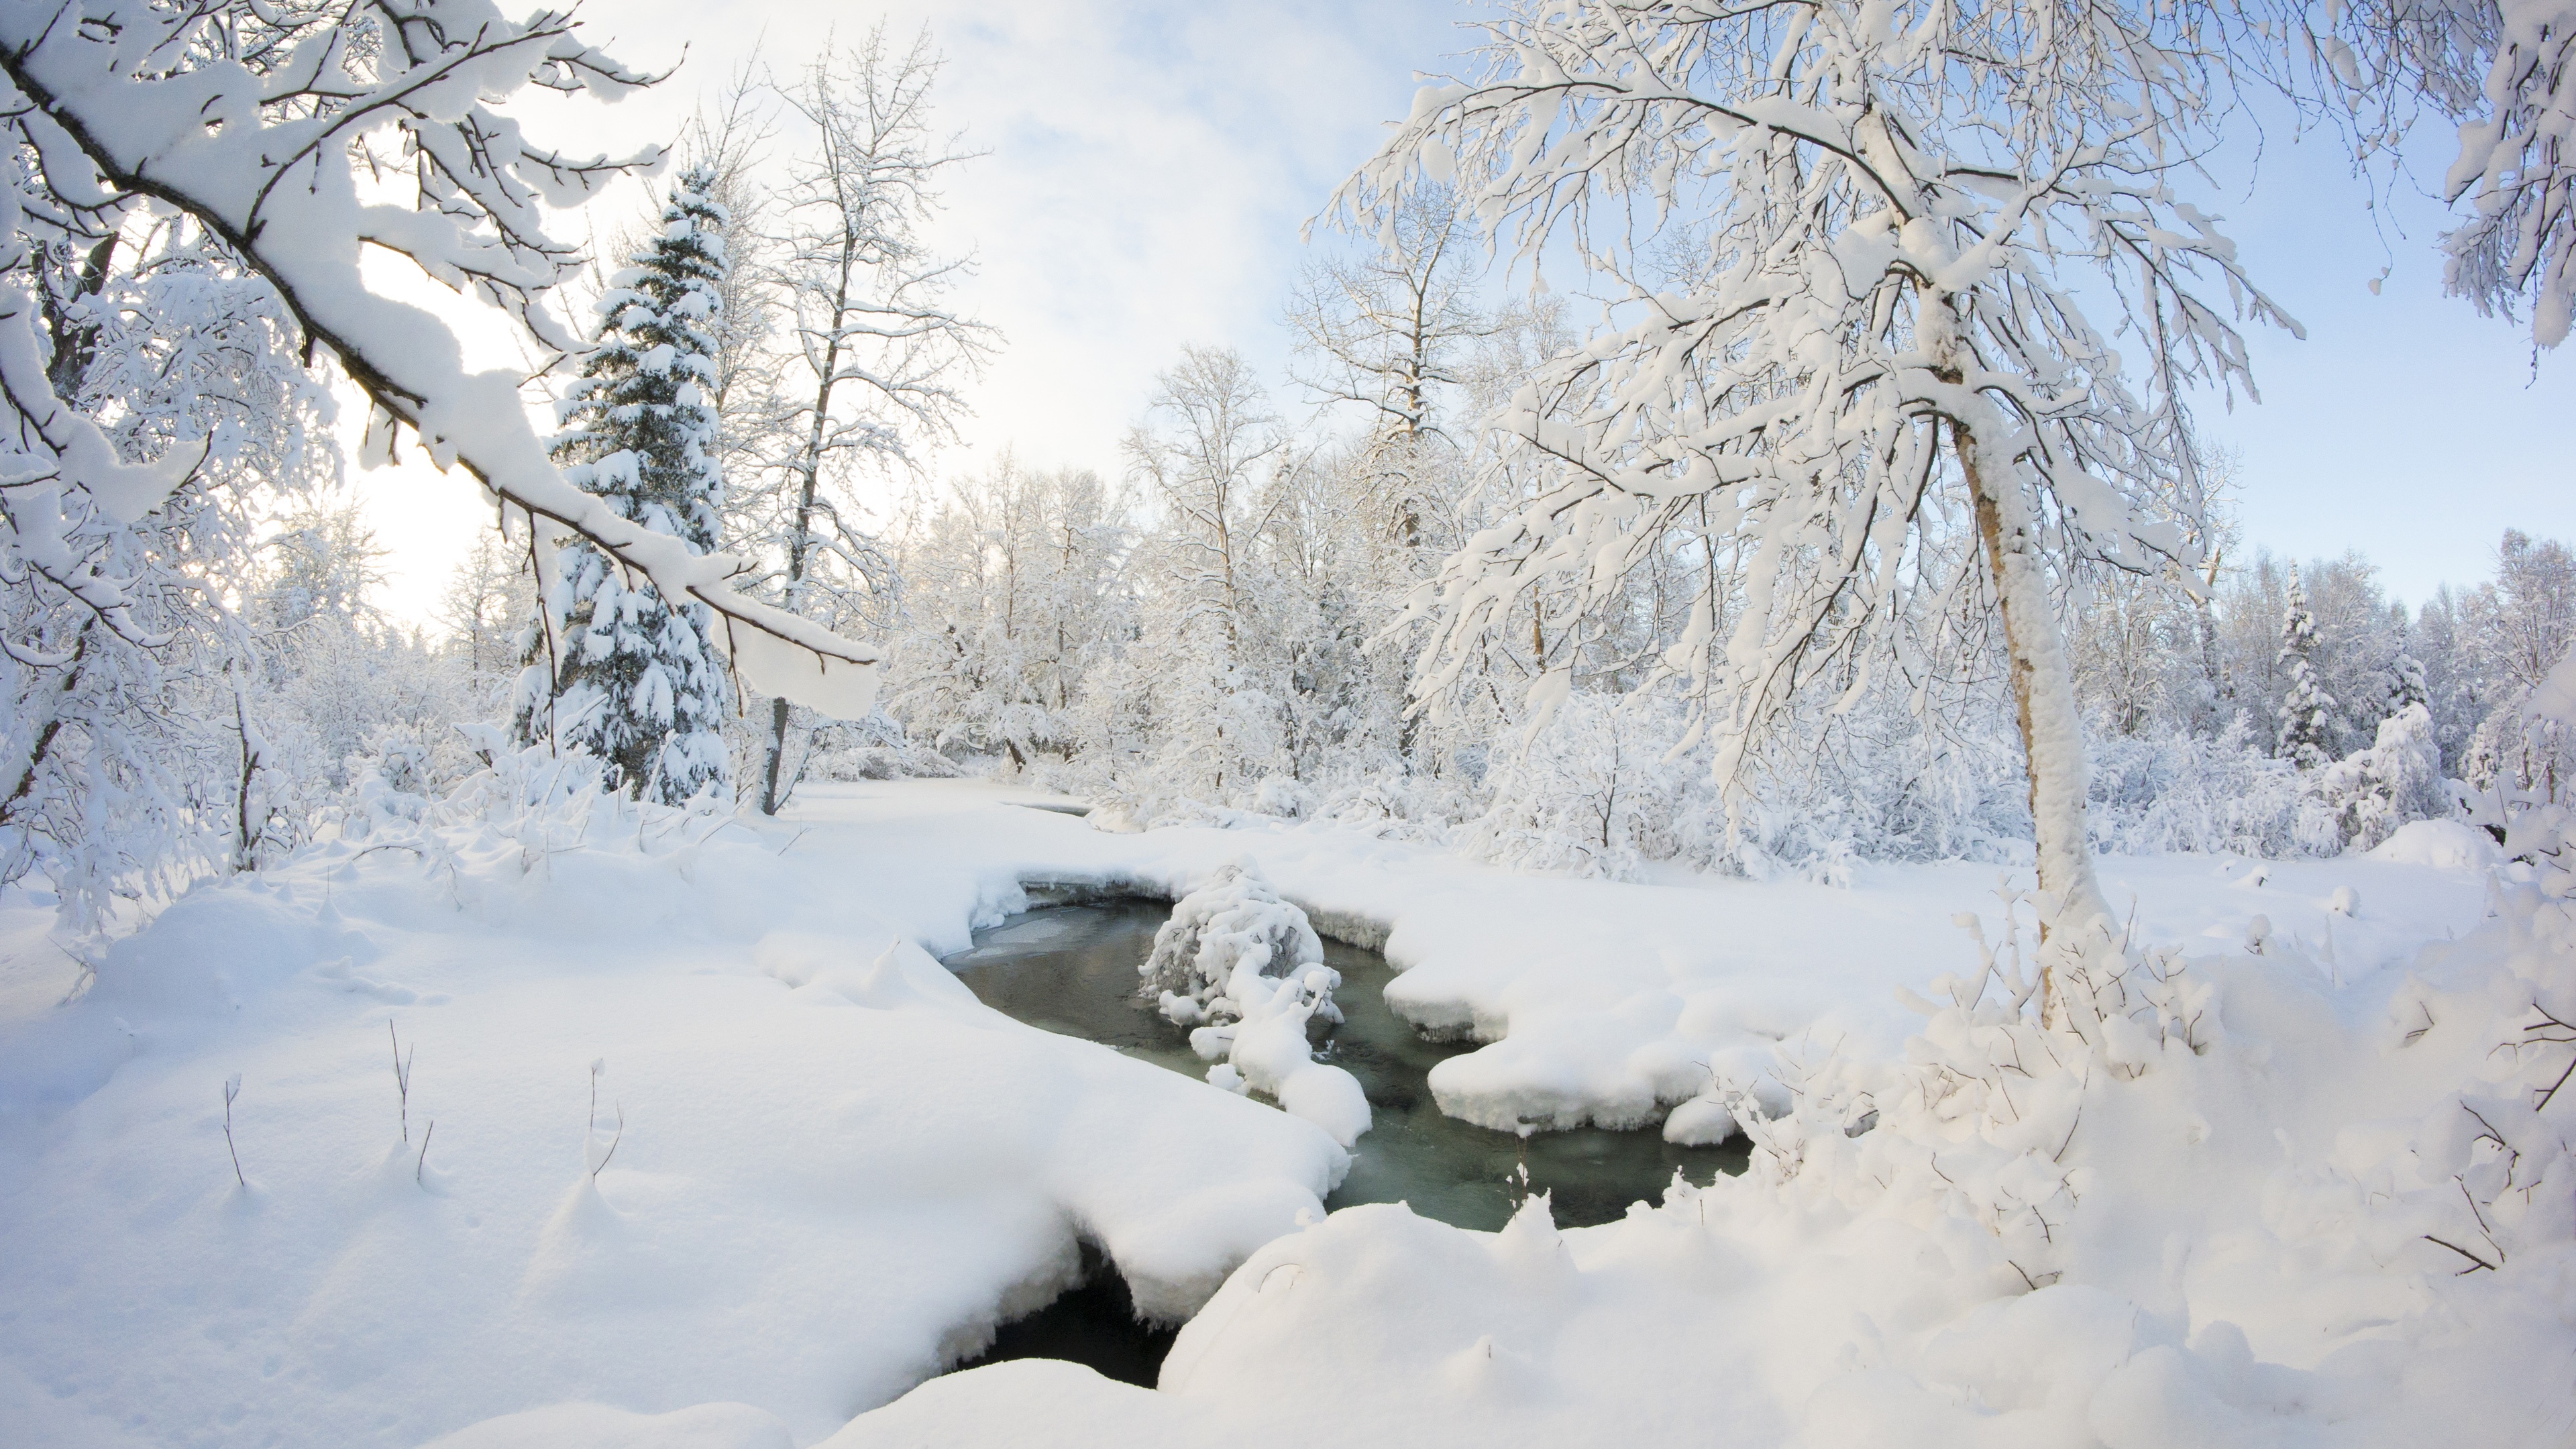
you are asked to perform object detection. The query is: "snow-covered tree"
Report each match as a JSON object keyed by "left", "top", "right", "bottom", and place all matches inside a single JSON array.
[
  {"left": 1285, "top": 187, "right": 1493, "bottom": 560},
  {"left": 517, "top": 165, "right": 735, "bottom": 805},
  {"left": 737, "top": 28, "right": 994, "bottom": 814},
  {"left": 2387, "top": 649, "right": 2431, "bottom": 715},
  {"left": 0, "top": 207, "right": 332, "bottom": 924},
  {"left": 2314, "top": 702, "right": 2449, "bottom": 851},
  {"left": 2471, "top": 529, "right": 2576, "bottom": 693},
  {"left": 1462, "top": 691, "right": 1688, "bottom": 880},
  {"left": 1122, "top": 347, "right": 1298, "bottom": 803},
  {"left": 2320, "top": 0, "right": 2576, "bottom": 347},
  {"left": 438, "top": 529, "right": 539, "bottom": 712},
  {"left": 1337, "top": 0, "right": 2294, "bottom": 996},
  {"left": 885, "top": 458, "right": 1130, "bottom": 769},
  {"left": 236, "top": 496, "right": 477, "bottom": 859},
  {"left": 2277, "top": 567, "right": 2341, "bottom": 771},
  {"left": 0, "top": 0, "right": 885, "bottom": 729}
]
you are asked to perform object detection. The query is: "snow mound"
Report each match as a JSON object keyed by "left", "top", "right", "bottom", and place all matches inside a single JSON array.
[
  {"left": 1142, "top": 860, "right": 1371, "bottom": 1146},
  {"left": 0, "top": 789, "right": 1350, "bottom": 1448},
  {"left": 1140, "top": 857, "right": 1326, "bottom": 1016},
  {"left": 837, "top": 846, "right": 2575, "bottom": 1447},
  {"left": 418, "top": 1401, "right": 793, "bottom": 1449},
  {"left": 2367, "top": 818, "right": 2502, "bottom": 869}
]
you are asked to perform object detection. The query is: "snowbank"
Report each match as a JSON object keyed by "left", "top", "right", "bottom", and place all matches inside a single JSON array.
[
  {"left": 833, "top": 857, "right": 2575, "bottom": 1447},
  {"left": 0, "top": 785, "right": 1346, "bottom": 1448},
  {"left": 2368, "top": 817, "right": 2504, "bottom": 871},
  {"left": 0, "top": 779, "right": 2512, "bottom": 1447}
]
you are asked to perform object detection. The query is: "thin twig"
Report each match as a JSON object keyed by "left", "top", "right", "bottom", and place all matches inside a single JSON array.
[
  {"left": 591, "top": 1103, "right": 623, "bottom": 1179},
  {"left": 222, "top": 1075, "right": 245, "bottom": 1187},
  {"left": 388, "top": 1021, "right": 413, "bottom": 1143},
  {"left": 415, "top": 1120, "right": 435, "bottom": 1186},
  {"left": 2423, "top": 1234, "right": 2498, "bottom": 1273}
]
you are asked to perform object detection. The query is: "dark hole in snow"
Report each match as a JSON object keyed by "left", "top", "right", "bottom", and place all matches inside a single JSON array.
[
  {"left": 945, "top": 900, "right": 1748, "bottom": 1234},
  {"left": 949, "top": 1242, "right": 1174, "bottom": 1388}
]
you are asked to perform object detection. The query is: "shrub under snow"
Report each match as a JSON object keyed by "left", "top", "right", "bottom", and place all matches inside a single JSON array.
[{"left": 1140, "top": 859, "right": 1371, "bottom": 1146}]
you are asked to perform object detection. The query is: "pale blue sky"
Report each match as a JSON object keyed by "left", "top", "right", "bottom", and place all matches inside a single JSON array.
[{"left": 356, "top": 1, "right": 2568, "bottom": 623}]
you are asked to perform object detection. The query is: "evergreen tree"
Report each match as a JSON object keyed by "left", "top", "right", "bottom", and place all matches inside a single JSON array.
[
  {"left": 2276, "top": 566, "right": 2339, "bottom": 771},
  {"left": 2387, "top": 651, "right": 2430, "bottom": 715},
  {"left": 516, "top": 164, "right": 735, "bottom": 804}
]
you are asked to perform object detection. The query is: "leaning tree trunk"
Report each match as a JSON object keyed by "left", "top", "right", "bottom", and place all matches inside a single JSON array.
[{"left": 1955, "top": 415, "right": 2112, "bottom": 1022}]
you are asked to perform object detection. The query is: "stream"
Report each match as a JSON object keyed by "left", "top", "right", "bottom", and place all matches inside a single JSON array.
[{"left": 940, "top": 899, "right": 1746, "bottom": 1385}]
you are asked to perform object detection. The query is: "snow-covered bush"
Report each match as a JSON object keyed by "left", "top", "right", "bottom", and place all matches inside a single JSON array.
[
  {"left": 2086, "top": 718, "right": 2313, "bottom": 856},
  {"left": 2089, "top": 707, "right": 2457, "bottom": 859},
  {"left": 1140, "top": 860, "right": 1369, "bottom": 1146},
  {"left": 1668, "top": 883, "right": 2218, "bottom": 1289},
  {"left": 1249, "top": 776, "right": 1317, "bottom": 820},
  {"left": 1459, "top": 693, "right": 1688, "bottom": 880},
  {"left": 1142, "top": 859, "right": 1328, "bottom": 1020},
  {"left": 2310, "top": 702, "right": 2451, "bottom": 852},
  {"left": 1456, "top": 688, "right": 2028, "bottom": 883},
  {"left": 793, "top": 710, "right": 965, "bottom": 786}
]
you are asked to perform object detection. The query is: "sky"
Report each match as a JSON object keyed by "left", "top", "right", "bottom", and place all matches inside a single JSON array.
[{"left": 350, "top": 0, "right": 2573, "bottom": 627}]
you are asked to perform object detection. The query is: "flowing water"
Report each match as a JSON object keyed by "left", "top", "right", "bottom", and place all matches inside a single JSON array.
[
  {"left": 945, "top": 900, "right": 1747, "bottom": 1232},
  {"left": 939, "top": 898, "right": 1748, "bottom": 1385}
]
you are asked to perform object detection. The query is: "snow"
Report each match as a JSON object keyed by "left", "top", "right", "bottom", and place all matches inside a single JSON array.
[
  {"left": 1144, "top": 859, "right": 1371, "bottom": 1147},
  {"left": 2369, "top": 818, "right": 2504, "bottom": 871},
  {"left": 0, "top": 779, "right": 2543, "bottom": 1448},
  {"left": 824, "top": 792, "right": 2572, "bottom": 1448},
  {"left": 0, "top": 784, "right": 1346, "bottom": 1448}
]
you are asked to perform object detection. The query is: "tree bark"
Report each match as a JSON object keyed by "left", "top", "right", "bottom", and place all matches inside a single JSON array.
[
  {"left": 1957, "top": 417, "right": 2111, "bottom": 1019},
  {"left": 0, "top": 625, "right": 91, "bottom": 829}
]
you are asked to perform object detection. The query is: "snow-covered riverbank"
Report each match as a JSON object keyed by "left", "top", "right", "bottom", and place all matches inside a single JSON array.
[{"left": 1, "top": 780, "right": 2557, "bottom": 1448}]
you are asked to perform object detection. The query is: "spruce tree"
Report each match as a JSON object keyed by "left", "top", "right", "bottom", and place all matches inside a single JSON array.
[
  {"left": 2386, "top": 650, "right": 2430, "bottom": 716},
  {"left": 2276, "top": 565, "right": 2339, "bottom": 771},
  {"left": 515, "top": 164, "right": 735, "bottom": 804}
]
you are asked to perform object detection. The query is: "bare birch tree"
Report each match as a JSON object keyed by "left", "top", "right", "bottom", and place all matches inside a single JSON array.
[
  {"left": 1338, "top": 0, "right": 2300, "bottom": 1011},
  {"left": 738, "top": 27, "right": 993, "bottom": 814}
]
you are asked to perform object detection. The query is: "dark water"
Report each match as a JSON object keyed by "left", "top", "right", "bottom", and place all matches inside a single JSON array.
[
  {"left": 947, "top": 1242, "right": 1175, "bottom": 1387},
  {"left": 945, "top": 900, "right": 1747, "bottom": 1232},
  {"left": 941, "top": 900, "right": 1748, "bottom": 1385}
]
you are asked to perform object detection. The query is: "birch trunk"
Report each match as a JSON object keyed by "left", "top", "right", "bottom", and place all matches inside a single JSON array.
[{"left": 1957, "top": 417, "right": 2112, "bottom": 1019}]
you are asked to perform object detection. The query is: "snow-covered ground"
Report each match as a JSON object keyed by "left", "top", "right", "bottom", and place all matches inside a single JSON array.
[{"left": 1, "top": 781, "right": 2559, "bottom": 1448}]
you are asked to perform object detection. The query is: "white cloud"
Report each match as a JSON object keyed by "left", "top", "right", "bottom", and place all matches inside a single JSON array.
[{"left": 356, "top": 0, "right": 1466, "bottom": 625}]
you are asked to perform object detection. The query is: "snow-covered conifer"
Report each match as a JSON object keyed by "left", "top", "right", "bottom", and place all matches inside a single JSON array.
[
  {"left": 2387, "top": 651, "right": 2430, "bottom": 716},
  {"left": 2277, "top": 567, "right": 2340, "bottom": 771},
  {"left": 517, "top": 166, "right": 735, "bottom": 805}
]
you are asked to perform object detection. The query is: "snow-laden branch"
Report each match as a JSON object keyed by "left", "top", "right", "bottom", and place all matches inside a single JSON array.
[
  {"left": 2314, "top": 0, "right": 2576, "bottom": 347},
  {"left": 1334, "top": 0, "right": 2310, "bottom": 983},
  {"left": 0, "top": 0, "right": 881, "bottom": 717}
]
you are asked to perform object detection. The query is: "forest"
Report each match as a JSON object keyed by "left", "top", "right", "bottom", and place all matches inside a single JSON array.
[{"left": 0, "top": 1, "right": 2570, "bottom": 1446}]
